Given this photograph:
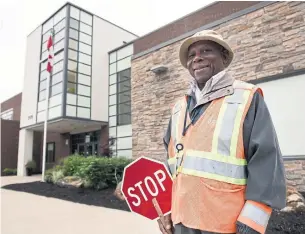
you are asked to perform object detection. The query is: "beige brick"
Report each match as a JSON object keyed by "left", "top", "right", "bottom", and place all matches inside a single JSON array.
[{"left": 131, "top": 1, "right": 305, "bottom": 162}]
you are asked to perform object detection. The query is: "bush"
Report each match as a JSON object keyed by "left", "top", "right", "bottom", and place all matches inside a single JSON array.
[
  {"left": 25, "top": 160, "right": 36, "bottom": 169},
  {"left": 44, "top": 165, "right": 64, "bottom": 183},
  {"left": 3, "top": 168, "right": 17, "bottom": 176},
  {"left": 55, "top": 155, "right": 133, "bottom": 190}
]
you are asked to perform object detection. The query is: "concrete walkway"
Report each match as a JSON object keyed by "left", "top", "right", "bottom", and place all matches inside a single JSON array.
[{"left": 1, "top": 176, "right": 160, "bottom": 234}]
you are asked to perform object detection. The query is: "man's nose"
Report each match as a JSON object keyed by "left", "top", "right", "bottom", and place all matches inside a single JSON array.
[{"left": 193, "top": 55, "right": 203, "bottom": 63}]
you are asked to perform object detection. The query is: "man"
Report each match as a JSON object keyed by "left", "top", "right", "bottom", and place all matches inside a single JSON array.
[{"left": 159, "top": 30, "right": 287, "bottom": 234}]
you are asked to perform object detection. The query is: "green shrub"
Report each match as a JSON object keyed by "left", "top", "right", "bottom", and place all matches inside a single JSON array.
[
  {"left": 44, "top": 168, "right": 54, "bottom": 183},
  {"left": 44, "top": 165, "right": 64, "bottom": 183},
  {"left": 52, "top": 170, "right": 65, "bottom": 184},
  {"left": 25, "top": 160, "right": 36, "bottom": 169},
  {"left": 3, "top": 168, "right": 17, "bottom": 176},
  {"left": 58, "top": 155, "right": 133, "bottom": 190}
]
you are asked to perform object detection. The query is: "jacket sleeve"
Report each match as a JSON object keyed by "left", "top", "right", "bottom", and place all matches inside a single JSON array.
[
  {"left": 163, "top": 118, "right": 172, "bottom": 173},
  {"left": 237, "top": 90, "right": 287, "bottom": 234}
]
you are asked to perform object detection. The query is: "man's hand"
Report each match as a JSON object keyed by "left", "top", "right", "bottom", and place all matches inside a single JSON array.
[{"left": 157, "top": 214, "right": 174, "bottom": 234}]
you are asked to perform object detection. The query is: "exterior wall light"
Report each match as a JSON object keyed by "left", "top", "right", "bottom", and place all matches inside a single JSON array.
[{"left": 150, "top": 65, "right": 168, "bottom": 74}]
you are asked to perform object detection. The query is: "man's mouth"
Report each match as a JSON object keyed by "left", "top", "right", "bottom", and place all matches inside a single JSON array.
[{"left": 194, "top": 65, "right": 209, "bottom": 72}]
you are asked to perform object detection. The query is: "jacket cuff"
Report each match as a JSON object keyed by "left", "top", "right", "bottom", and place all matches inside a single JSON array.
[
  {"left": 236, "top": 221, "right": 259, "bottom": 234},
  {"left": 237, "top": 200, "right": 272, "bottom": 234}
]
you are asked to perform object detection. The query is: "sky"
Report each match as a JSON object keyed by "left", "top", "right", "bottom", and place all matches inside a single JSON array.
[{"left": 0, "top": 0, "right": 214, "bottom": 103}]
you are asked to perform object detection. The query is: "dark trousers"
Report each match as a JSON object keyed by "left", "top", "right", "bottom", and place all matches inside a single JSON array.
[{"left": 174, "top": 223, "right": 234, "bottom": 234}]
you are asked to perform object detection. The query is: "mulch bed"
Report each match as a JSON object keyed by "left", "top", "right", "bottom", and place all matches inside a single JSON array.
[
  {"left": 2, "top": 181, "right": 130, "bottom": 212},
  {"left": 2, "top": 182, "right": 305, "bottom": 233}
]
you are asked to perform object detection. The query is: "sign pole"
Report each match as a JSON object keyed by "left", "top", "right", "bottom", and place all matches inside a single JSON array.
[{"left": 152, "top": 198, "right": 171, "bottom": 234}]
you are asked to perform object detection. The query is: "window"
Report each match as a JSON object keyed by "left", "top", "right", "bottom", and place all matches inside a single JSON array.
[
  {"left": 54, "top": 6, "right": 66, "bottom": 25},
  {"left": 52, "top": 61, "right": 64, "bottom": 74},
  {"left": 78, "top": 74, "right": 90, "bottom": 86},
  {"left": 54, "top": 19, "right": 65, "bottom": 33},
  {"left": 70, "top": 6, "right": 80, "bottom": 20},
  {"left": 118, "top": 79, "right": 131, "bottom": 93},
  {"left": 117, "top": 57, "right": 131, "bottom": 72},
  {"left": 118, "top": 92, "right": 131, "bottom": 103},
  {"left": 77, "top": 107, "right": 90, "bottom": 118},
  {"left": 70, "top": 18, "right": 79, "bottom": 30},
  {"left": 78, "top": 95, "right": 90, "bottom": 107},
  {"left": 117, "top": 45, "right": 133, "bottom": 60},
  {"left": 49, "top": 94, "right": 62, "bottom": 107},
  {"left": 257, "top": 74, "right": 305, "bottom": 156},
  {"left": 109, "top": 95, "right": 116, "bottom": 105},
  {"left": 109, "top": 84, "right": 117, "bottom": 95},
  {"left": 54, "top": 39, "right": 64, "bottom": 52},
  {"left": 118, "top": 102, "right": 131, "bottom": 115},
  {"left": 67, "top": 93, "right": 77, "bottom": 105},
  {"left": 78, "top": 63, "right": 91, "bottom": 75},
  {"left": 69, "top": 28, "right": 79, "bottom": 40},
  {"left": 66, "top": 105, "right": 76, "bottom": 116},
  {"left": 52, "top": 71, "right": 63, "bottom": 85},
  {"left": 79, "top": 32, "right": 91, "bottom": 45},
  {"left": 80, "top": 11, "right": 92, "bottom": 25},
  {"left": 48, "top": 105, "right": 61, "bottom": 119},
  {"left": 80, "top": 22, "right": 92, "bottom": 35},
  {"left": 54, "top": 29, "right": 65, "bottom": 43},
  {"left": 109, "top": 52, "right": 116, "bottom": 63},
  {"left": 46, "top": 143, "right": 55, "bottom": 163},
  {"left": 118, "top": 69, "right": 130, "bottom": 82},
  {"left": 79, "top": 42, "right": 91, "bottom": 55},
  {"left": 68, "top": 71, "right": 77, "bottom": 83},
  {"left": 118, "top": 114, "right": 131, "bottom": 125},
  {"left": 79, "top": 52, "right": 91, "bottom": 65},
  {"left": 39, "top": 90, "right": 46, "bottom": 101},
  {"left": 110, "top": 74, "right": 116, "bottom": 85},
  {"left": 68, "top": 60, "right": 77, "bottom": 72},
  {"left": 109, "top": 105, "right": 116, "bottom": 116},
  {"left": 78, "top": 84, "right": 90, "bottom": 96},
  {"left": 39, "top": 80, "right": 47, "bottom": 91},
  {"left": 110, "top": 63, "right": 116, "bottom": 74},
  {"left": 69, "top": 49, "right": 78, "bottom": 61},
  {"left": 50, "top": 82, "right": 62, "bottom": 96},
  {"left": 67, "top": 82, "right": 76, "bottom": 94},
  {"left": 0, "top": 108, "right": 13, "bottom": 120},
  {"left": 69, "top": 39, "right": 78, "bottom": 50}
]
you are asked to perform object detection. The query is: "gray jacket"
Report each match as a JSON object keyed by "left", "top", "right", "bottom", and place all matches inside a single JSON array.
[{"left": 163, "top": 72, "right": 287, "bottom": 210}]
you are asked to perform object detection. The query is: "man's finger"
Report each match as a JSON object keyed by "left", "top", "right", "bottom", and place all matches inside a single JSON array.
[
  {"left": 158, "top": 218, "right": 173, "bottom": 234},
  {"left": 157, "top": 219, "right": 168, "bottom": 234}
]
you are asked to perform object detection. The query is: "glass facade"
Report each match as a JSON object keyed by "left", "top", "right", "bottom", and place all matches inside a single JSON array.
[
  {"left": 36, "top": 5, "right": 93, "bottom": 122},
  {"left": 66, "top": 6, "right": 93, "bottom": 119},
  {"left": 108, "top": 44, "right": 133, "bottom": 158},
  {"left": 37, "top": 6, "right": 67, "bottom": 123}
]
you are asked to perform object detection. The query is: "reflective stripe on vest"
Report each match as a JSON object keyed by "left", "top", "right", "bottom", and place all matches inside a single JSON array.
[
  {"left": 181, "top": 150, "right": 247, "bottom": 185},
  {"left": 168, "top": 85, "right": 253, "bottom": 184},
  {"left": 237, "top": 201, "right": 272, "bottom": 234},
  {"left": 212, "top": 89, "right": 251, "bottom": 156}
]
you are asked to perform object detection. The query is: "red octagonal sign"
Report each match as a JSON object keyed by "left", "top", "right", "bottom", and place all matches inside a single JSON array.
[{"left": 121, "top": 156, "right": 173, "bottom": 220}]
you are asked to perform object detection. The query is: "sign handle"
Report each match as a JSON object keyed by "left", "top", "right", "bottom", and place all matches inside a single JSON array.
[{"left": 152, "top": 198, "right": 171, "bottom": 234}]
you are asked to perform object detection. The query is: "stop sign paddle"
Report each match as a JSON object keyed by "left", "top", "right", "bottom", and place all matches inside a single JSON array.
[{"left": 121, "top": 156, "right": 173, "bottom": 221}]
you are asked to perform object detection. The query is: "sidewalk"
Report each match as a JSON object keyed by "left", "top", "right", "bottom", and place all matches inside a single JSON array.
[{"left": 1, "top": 176, "right": 160, "bottom": 234}]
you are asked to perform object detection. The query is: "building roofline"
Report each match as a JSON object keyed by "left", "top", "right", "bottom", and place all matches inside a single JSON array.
[
  {"left": 108, "top": 40, "right": 136, "bottom": 54},
  {"left": 132, "top": 1, "right": 276, "bottom": 59},
  {"left": 1, "top": 92, "right": 22, "bottom": 105},
  {"left": 132, "top": 1, "right": 218, "bottom": 43},
  {"left": 27, "top": 1, "right": 139, "bottom": 38}
]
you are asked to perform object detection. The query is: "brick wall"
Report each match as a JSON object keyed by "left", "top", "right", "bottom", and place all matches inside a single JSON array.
[
  {"left": 1, "top": 93, "right": 22, "bottom": 121},
  {"left": 284, "top": 160, "right": 305, "bottom": 191},
  {"left": 131, "top": 2, "right": 305, "bottom": 190},
  {"left": 1, "top": 120, "right": 20, "bottom": 175}
]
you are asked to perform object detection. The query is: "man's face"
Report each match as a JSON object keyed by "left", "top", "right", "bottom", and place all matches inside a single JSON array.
[{"left": 186, "top": 40, "right": 228, "bottom": 88}]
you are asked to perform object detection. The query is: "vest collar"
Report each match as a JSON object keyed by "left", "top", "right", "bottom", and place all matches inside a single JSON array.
[{"left": 186, "top": 70, "right": 235, "bottom": 107}]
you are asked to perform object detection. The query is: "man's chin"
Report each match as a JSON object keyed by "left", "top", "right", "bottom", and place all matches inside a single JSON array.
[{"left": 195, "top": 75, "right": 212, "bottom": 85}]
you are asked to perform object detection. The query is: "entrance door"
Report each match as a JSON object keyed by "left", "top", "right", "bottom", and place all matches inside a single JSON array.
[{"left": 77, "top": 143, "right": 98, "bottom": 156}]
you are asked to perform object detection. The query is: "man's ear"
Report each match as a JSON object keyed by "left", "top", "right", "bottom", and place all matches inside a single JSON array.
[{"left": 222, "top": 49, "right": 230, "bottom": 66}]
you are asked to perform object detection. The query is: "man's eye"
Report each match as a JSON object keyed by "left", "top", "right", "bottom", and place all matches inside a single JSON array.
[{"left": 188, "top": 54, "right": 195, "bottom": 59}]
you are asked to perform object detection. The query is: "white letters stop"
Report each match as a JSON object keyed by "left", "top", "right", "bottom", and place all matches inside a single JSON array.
[{"left": 127, "top": 170, "right": 167, "bottom": 206}]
